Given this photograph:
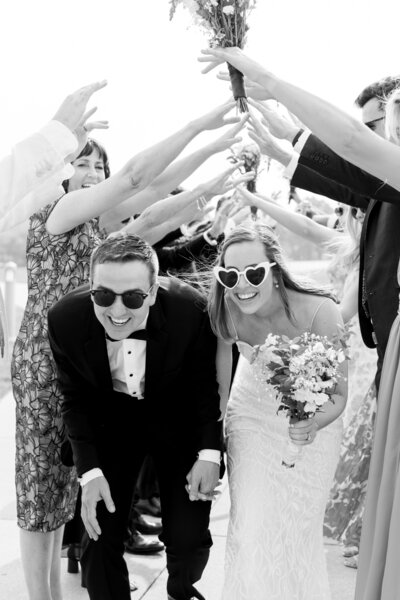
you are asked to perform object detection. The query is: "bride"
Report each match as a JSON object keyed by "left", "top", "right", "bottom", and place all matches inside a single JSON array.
[{"left": 208, "top": 223, "right": 348, "bottom": 600}]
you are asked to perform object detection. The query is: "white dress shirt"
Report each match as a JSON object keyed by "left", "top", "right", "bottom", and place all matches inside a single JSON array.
[
  {"left": 283, "top": 129, "right": 311, "bottom": 180},
  {"left": 0, "top": 120, "right": 77, "bottom": 231},
  {"left": 80, "top": 317, "right": 221, "bottom": 486}
]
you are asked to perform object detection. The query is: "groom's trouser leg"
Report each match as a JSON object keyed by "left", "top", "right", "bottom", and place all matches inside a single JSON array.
[
  {"left": 154, "top": 448, "right": 213, "bottom": 600},
  {"left": 80, "top": 399, "right": 147, "bottom": 599}
]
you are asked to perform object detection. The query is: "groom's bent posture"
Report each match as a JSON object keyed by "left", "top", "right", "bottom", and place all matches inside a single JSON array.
[{"left": 48, "top": 233, "right": 222, "bottom": 600}]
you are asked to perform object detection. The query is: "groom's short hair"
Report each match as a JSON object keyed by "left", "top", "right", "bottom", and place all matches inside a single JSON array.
[{"left": 90, "top": 232, "right": 159, "bottom": 284}]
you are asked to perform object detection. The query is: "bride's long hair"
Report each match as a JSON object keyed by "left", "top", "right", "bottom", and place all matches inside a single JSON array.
[{"left": 208, "top": 223, "right": 334, "bottom": 341}]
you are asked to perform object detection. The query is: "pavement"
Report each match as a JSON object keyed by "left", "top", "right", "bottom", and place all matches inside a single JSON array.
[{"left": 0, "top": 386, "right": 357, "bottom": 600}]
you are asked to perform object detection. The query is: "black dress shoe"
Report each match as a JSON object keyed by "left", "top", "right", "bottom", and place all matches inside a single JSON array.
[
  {"left": 124, "top": 530, "right": 164, "bottom": 554},
  {"left": 66, "top": 543, "right": 81, "bottom": 574},
  {"left": 131, "top": 513, "right": 162, "bottom": 535}
]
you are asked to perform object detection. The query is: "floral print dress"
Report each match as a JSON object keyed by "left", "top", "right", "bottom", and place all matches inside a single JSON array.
[{"left": 11, "top": 199, "right": 104, "bottom": 532}]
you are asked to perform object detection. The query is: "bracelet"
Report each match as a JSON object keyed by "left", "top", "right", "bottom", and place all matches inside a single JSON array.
[{"left": 291, "top": 128, "right": 304, "bottom": 147}]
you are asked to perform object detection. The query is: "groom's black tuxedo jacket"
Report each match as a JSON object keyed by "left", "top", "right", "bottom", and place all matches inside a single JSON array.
[
  {"left": 291, "top": 134, "right": 400, "bottom": 366},
  {"left": 48, "top": 277, "right": 222, "bottom": 477}
]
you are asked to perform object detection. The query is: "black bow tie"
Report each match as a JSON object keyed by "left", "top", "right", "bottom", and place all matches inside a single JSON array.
[{"left": 105, "top": 329, "right": 148, "bottom": 342}]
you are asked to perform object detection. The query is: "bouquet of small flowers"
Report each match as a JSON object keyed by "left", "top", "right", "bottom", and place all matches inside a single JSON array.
[
  {"left": 169, "top": 0, "right": 257, "bottom": 112},
  {"left": 229, "top": 141, "right": 261, "bottom": 217},
  {"left": 253, "top": 330, "right": 348, "bottom": 468}
]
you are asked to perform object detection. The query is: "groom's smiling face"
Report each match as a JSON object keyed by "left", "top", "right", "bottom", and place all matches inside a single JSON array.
[{"left": 91, "top": 260, "right": 158, "bottom": 340}]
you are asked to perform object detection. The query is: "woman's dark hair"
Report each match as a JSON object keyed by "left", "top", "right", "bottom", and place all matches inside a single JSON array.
[
  {"left": 208, "top": 222, "right": 334, "bottom": 341},
  {"left": 62, "top": 138, "right": 110, "bottom": 192}
]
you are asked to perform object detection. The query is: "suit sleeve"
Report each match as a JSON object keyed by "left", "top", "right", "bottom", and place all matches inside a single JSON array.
[
  {"left": 184, "top": 310, "right": 223, "bottom": 452},
  {"left": 157, "top": 233, "right": 219, "bottom": 272},
  {"left": 48, "top": 311, "right": 101, "bottom": 477},
  {"left": 294, "top": 134, "right": 400, "bottom": 206}
]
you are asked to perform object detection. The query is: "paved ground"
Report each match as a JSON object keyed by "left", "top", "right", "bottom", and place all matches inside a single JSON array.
[{"left": 0, "top": 388, "right": 357, "bottom": 600}]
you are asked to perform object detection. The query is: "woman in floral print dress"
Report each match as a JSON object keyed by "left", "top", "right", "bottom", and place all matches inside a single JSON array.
[{"left": 12, "top": 138, "right": 109, "bottom": 600}]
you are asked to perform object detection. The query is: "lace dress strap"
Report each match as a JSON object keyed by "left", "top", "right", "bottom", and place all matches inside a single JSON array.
[{"left": 309, "top": 297, "right": 331, "bottom": 333}]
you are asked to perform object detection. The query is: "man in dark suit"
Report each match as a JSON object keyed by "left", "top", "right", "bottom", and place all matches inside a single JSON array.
[
  {"left": 48, "top": 233, "right": 222, "bottom": 600},
  {"left": 249, "top": 75, "right": 400, "bottom": 388}
]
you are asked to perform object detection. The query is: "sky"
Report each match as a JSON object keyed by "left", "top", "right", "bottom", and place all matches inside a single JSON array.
[{"left": 1, "top": 0, "right": 400, "bottom": 189}]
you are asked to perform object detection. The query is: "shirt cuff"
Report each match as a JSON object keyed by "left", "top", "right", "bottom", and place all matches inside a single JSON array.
[
  {"left": 79, "top": 468, "right": 104, "bottom": 487},
  {"left": 198, "top": 449, "right": 221, "bottom": 465},
  {"left": 40, "top": 120, "right": 78, "bottom": 159},
  {"left": 283, "top": 153, "right": 300, "bottom": 180},
  {"left": 293, "top": 130, "right": 311, "bottom": 153}
]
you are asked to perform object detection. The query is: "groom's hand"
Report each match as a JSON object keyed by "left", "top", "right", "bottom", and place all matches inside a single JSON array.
[
  {"left": 81, "top": 476, "right": 116, "bottom": 541},
  {"left": 186, "top": 460, "right": 220, "bottom": 502}
]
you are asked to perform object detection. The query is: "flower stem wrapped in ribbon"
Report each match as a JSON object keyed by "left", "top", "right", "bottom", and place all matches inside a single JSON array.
[
  {"left": 169, "top": 0, "right": 257, "bottom": 112},
  {"left": 252, "top": 330, "right": 349, "bottom": 468}
]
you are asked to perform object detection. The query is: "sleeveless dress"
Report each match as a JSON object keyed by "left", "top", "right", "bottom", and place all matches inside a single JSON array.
[
  {"left": 222, "top": 303, "right": 343, "bottom": 600},
  {"left": 355, "top": 261, "right": 400, "bottom": 599},
  {"left": 11, "top": 199, "right": 104, "bottom": 532}
]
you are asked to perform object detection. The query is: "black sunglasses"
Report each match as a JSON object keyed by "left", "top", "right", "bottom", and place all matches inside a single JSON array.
[
  {"left": 365, "top": 116, "right": 385, "bottom": 130},
  {"left": 90, "top": 286, "right": 153, "bottom": 309}
]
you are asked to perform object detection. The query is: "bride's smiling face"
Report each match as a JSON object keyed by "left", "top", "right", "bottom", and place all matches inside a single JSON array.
[{"left": 223, "top": 240, "right": 276, "bottom": 315}]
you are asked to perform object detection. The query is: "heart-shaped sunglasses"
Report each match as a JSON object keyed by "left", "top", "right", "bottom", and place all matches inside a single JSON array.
[{"left": 214, "top": 261, "right": 276, "bottom": 289}]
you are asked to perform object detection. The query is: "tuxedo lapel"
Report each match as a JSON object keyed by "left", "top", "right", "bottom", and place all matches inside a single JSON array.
[
  {"left": 144, "top": 297, "right": 168, "bottom": 399},
  {"left": 84, "top": 309, "right": 113, "bottom": 392}
]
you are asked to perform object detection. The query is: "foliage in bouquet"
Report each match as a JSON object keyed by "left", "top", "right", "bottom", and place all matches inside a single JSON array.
[
  {"left": 169, "top": 0, "right": 257, "bottom": 111},
  {"left": 253, "top": 329, "right": 350, "bottom": 420}
]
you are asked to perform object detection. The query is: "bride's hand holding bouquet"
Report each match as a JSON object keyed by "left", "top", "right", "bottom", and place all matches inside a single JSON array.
[{"left": 253, "top": 331, "right": 349, "bottom": 468}]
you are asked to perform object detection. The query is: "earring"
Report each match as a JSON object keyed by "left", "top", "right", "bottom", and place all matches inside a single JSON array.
[{"left": 274, "top": 280, "right": 279, "bottom": 289}]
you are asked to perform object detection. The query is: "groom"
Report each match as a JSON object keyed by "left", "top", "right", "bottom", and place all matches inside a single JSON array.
[{"left": 48, "top": 233, "right": 222, "bottom": 600}]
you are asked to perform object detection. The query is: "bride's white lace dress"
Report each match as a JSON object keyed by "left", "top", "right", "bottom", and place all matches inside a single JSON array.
[{"left": 222, "top": 341, "right": 343, "bottom": 600}]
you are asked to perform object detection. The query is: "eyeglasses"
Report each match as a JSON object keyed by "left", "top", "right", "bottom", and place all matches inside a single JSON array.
[
  {"left": 90, "top": 286, "right": 153, "bottom": 309},
  {"left": 365, "top": 116, "right": 385, "bottom": 131},
  {"left": 214, "top": 261, "right": 276, "bottom": 289}
]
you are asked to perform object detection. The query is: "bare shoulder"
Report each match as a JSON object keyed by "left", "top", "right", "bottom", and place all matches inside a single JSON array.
[
  {"left": 309, "top": 296, "right": 343, "bottom": 337},
  {"left": 288, "top": 291, "right": 342, "bottom": 337}
]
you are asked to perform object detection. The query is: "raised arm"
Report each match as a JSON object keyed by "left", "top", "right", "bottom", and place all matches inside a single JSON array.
[
  {"left": 46, "top": 102, "right": 239, "bottom": 235},
  {"left": 0, "top": 81, "right": 106, "bottom": 222},
  {"left": 100, "top": 112, "right": 248, "bottom": 227},
  {"left": 122, "top": 162, "right": 253, "bottom": 245},
  {"left": 236, "top": 186, "right": 340, "bottom": 246},
  {"left": 199, "top": 47, "right": 400, "bottom": 190}
]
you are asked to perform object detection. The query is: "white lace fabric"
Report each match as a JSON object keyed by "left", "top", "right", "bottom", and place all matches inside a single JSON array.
[{"left": 222, "top": 350, "right": 343, "bottom": 600}]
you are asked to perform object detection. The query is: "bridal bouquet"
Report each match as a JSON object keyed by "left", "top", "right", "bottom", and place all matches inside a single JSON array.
[
  {"left": 169, "top": 0, "right": 257, "bottom": 112},
  {"left": 229, "top": 142, "right": 260, "bottom": 216},
  {"left": 253, "top": 330, "right": 348, "bottom": 468}
]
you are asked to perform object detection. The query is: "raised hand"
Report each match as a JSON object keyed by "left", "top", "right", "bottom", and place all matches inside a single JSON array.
[
  {"left": 201, "top": 161, "right": 255, "bottom": 199},
  {"left": 52, "top": 80, "right": 107, "bottom": 133},
  {"left": 68, "top": 109, "right": 109, "bottom": 161},
  {"left": 216, "top": 71, "right": 273, "bottom": 102},
  {"left": 194, "top": 100, "right": 241, "bottom": 132},
  {"left": 210, "top": 114, "right": 249, "bottom": 153},
  {"left": 247, "top": 112, "right": 293, "bottom": 167},
  {"left": 248, "top": 99, "right": 299, "bottom": 141},
  {"left": 199, "top": 47, "right": 271, "bottom": 91}
]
